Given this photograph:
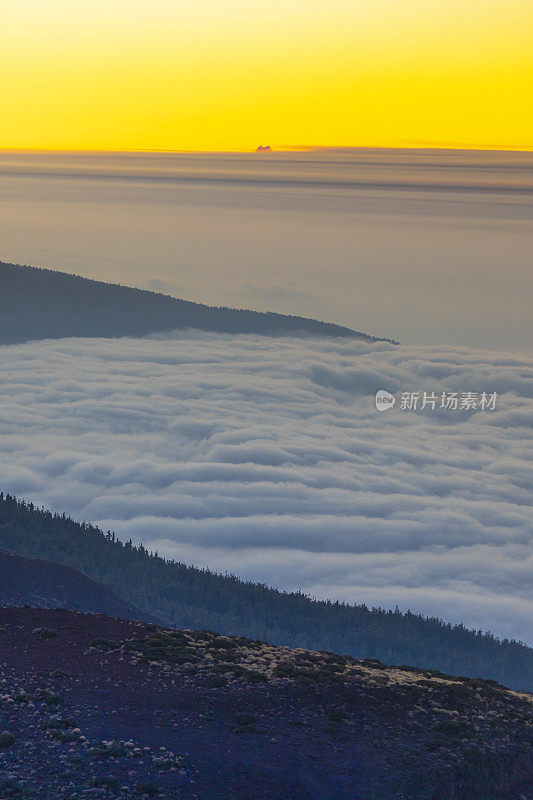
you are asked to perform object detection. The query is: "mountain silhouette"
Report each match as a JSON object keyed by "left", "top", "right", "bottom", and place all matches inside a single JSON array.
[
  {"left": 0, "top": 549, "right": 156, "bottom": 622},
  {"left": 0, "top": 261, "right": 396, "bottom": 344}
]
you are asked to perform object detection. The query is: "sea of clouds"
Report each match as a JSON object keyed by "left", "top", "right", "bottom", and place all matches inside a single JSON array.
[{"left": 0, "top": 331, "right": 531, "bottom": 643}]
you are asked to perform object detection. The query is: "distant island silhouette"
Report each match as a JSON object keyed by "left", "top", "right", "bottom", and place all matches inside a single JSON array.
[
  {"left": 255, "top": 145, "right": 272, "bottom": 152},
  {"left": 0, "top": 262, "right": 397, "bottom": 345}
]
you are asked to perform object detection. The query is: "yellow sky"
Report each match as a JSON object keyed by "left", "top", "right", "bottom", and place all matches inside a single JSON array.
[{"left": 1, "top": 0, "right": 532, "bottom": 151}]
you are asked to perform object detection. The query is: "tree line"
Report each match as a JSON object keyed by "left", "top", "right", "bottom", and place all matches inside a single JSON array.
[{"left": 0, "top": 492, "right": 530, "bottom": 690}]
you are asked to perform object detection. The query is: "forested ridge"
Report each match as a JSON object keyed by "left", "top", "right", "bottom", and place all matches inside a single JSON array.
[
  {"left": 0, "top": 262, "right": 396, "bottom": 344},
  {"left": 0, "top": 492, "right": 531, "bottom": 690}
]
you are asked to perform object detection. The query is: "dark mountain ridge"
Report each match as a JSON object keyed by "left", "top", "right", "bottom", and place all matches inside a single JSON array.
[
  {"left": 0, "top": 549, "right": 156, "bottom": 623},
  {"left": 0, "top": 261, "right": 396, "bottom": 344},
  {"left": 1, "top": 492, "right": 531, "bottom": 691}
]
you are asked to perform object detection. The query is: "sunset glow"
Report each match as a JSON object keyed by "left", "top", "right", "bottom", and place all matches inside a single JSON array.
[{"left": 1, "top": 0, "right": 532, "bottom": 151}]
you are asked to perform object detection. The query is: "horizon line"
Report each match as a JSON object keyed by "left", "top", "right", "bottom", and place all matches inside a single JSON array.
[{"left": 1, "top": 144, "right": 533, "bottom": 156}]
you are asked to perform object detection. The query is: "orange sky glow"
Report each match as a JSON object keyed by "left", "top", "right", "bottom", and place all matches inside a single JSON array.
[{"left": 1, "top": 0, "right": 532, "bottom": 152}]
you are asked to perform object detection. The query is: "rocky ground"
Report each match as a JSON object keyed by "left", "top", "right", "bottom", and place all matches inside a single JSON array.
[{"left": 0, "top": 607, "right": 531, "bottom": 800}]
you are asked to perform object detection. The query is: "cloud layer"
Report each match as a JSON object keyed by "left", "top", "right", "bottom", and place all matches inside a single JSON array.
[{"left": 0, "top": 332, "right": 531, "bottom": 643}]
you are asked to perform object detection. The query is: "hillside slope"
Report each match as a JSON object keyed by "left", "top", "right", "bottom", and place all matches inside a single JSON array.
[
  {"left": 0, "top": 550, "right": 156, "bottom": 623},
  {"left": 0, "top": 262, "right": 394, "bottom": 344},
  {"left": 1, "top": 493, "right": 531, "bottom": 691},
  {"left": 0, "top": 607, "right": 530, "bottom": 800}
]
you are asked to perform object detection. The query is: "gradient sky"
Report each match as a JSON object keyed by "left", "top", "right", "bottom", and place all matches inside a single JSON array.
[{"left": 1, "top": 0, "right": 532, "bottom": 151}]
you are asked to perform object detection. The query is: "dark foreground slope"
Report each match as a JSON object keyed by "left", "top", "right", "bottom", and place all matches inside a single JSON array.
[
  {"left": 0, "top": 550, "right": 156, "bottom": 623},
  {"left": 0, "top": 262, "right": 392, "bottom": 344},
  {"left": 0, "top": 608, "right": 531, "bottom": 800},
  {"left": 1, "top": 493, "right": 532, "bottom": 691}
]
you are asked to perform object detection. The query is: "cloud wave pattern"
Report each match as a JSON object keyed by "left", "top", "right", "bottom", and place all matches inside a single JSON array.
[{"left": 0, "top": 332, "right": 531, "bottom": 643}]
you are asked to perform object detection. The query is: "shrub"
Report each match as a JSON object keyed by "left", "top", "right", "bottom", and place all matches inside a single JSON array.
[
  {"left": 124, "top": 633, "right": 198, "bottom": 666},
  {"left": 90, "top": 638, "right": 118, "bottom": 650},
  {"left": 241, "top": 669, "right": 268, "bottom": 683},
  {"left": 204, "top": 676, "right": 227, "bottom": 688},
  {"left": 361, "top": 658, "right": 386, "bottom": 670},
  {"left": 0, "top": 731, "right": 16, "bottom": 748},
  {"left": 137, "top": 783, "right": 159, "bottom": 797},
  {"left": 50, "top": 668, "right": 69, "bottom": 678},
  {"left": 33, "top": 627, "right": 58, "bottom": 639},
  {"left": 235, "top": 713, "right": 257, "bottom": 726},
  {"left": 37, "top": 688, "right": 62, "bottom": 705},
  {"left": 41, "top": 717, "right": 76, "bottom": 731},
  {"left": 325, "top": 707, "right": 345, "bottom": 722},
  {"left": 206, "top": 637, "right": 237, "bottom": 650},
  {"left": 91, "top": 776, "right": 120, "bottom": 790},
  {"left": 0, "top": 778, "right": 29, "bottom": 798},
  {"left": 14, "top": 692, "right": 32, "bottom": 703},
  {"left": 93, "top": 741, "right": 126, "bottom": 758}
]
